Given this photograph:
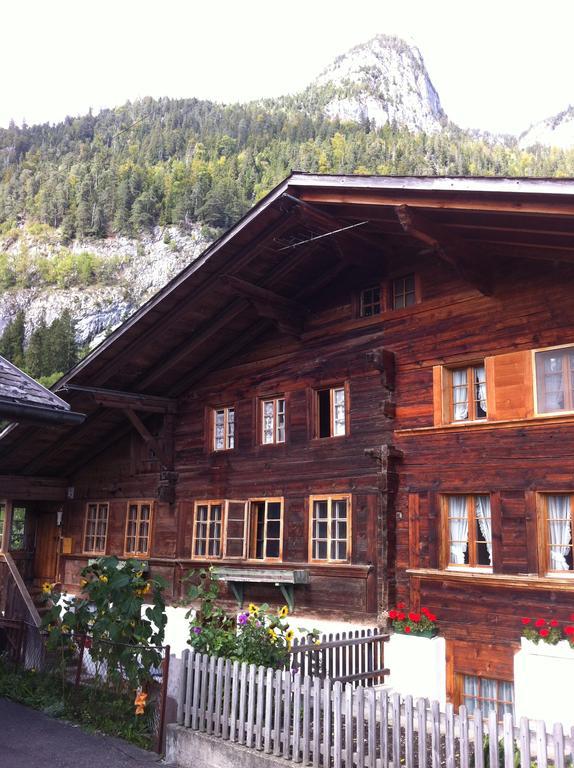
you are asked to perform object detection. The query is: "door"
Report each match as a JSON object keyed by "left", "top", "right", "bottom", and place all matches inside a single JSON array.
[{"left": 33, "top": 512, "right": 60, "bottom": 583}]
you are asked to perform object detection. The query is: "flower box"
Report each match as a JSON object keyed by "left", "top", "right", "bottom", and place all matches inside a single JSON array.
[{"left": 394, "top": 628, "right": 438, "bottom": 639}]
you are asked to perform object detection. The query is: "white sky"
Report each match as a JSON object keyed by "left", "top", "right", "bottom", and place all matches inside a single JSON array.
[{"left": 2, "top": 0, "right": 573, "bottom": 136}]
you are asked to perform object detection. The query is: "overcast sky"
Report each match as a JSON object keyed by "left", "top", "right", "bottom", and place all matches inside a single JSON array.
[{"left": 2, "top": 0, "right": 573, "bottom": 135}]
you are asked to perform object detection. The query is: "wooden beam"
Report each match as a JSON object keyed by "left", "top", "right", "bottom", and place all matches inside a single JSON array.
[
  {"left": 123, "top": 408, "right": 171, "bottom": 470},
  {"left": 87, "top": 209, "right": 299, "bottom": 387},
  {"left": 221, "top": 275, "right": 305, "bottom": 338},
  {"left": 59, "top": 384, "right": 177, "bottom": 413},
  {"left": 396, "top": 204, "right": 493, "bottom": 296}
]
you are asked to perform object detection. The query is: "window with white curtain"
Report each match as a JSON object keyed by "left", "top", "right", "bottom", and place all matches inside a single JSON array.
[
  {"left": 446, "top": 495, "right": 492, "bottom": 569},
  {"left": 213, "top": 406, "right": 235, "bottom": 451},
  {"left": 315, "top": 385, "right": 347, "bottom": 438},
  {"left": 462, "top": 675, "right": 514, "bottom": 720},
  {"left": 261, "top": 397, "right": 286, "bottom": 444},
  {"left": 545, "top": 494, "right": 573, "bottom": 572},
  {"left": 535, "top": 347, "right": 574, "bottom": 414},
  {"left": 449, "top": 364, "right": 487, "bottom": 422}
]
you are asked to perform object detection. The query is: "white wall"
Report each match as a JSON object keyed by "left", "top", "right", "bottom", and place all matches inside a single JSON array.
[
  {"left": 514, "top": 638, "right": 574, "bottom": 729},
  {"left": 384, "top": 634, "right": 446, "bottom": 707}
]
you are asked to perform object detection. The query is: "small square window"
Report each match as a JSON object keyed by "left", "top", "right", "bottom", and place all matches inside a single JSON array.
[
  {"left": 392, "top": 274, "right": 416, "bottom": 310},
  {"left": 448, "top": 363, "right": 487, "bottom": 422},
  {"left": 360, "top": 286, "right": 382, "bottom": 317}
]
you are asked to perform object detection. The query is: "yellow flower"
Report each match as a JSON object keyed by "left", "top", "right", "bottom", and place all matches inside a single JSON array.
[
  {"left": 314, "top": 639, "right": 321, "bottom": 646},
  {"left": 134, "top": 690, "right": 148, "bottom": 715},
  {"left": 248, "top": 603, "right": 258, "bottom": 616},
  {"left": 42, "top": 582, "right": 52, "bottom": 595},
  {"left": 142, "top": 582, "right": 152, "bottom": 595},
  {"left": 285, "top": 629, "right": 295, "bottom": 643},
  {"left": 135, "top": 571, "right": 143, "bottom": 579},
  {"left": 99, "top": 575, "right": 108, "bottom": 583},
  {"left": 79, "top": 578, "right": 88, "bottom": 588},
  {"left": 267, "top": 628, "right": 277, "bottom": 643},
  {"left": 278, "top": 605, "right": 289, "bottom": 619},
  {"left": 61, "top": 624, "right": 70, "bottom": 634}
]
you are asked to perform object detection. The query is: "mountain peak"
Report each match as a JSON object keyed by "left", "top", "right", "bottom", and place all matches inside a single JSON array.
[
  {"left": 309, "top": 33, "right": 447, "bottom": 133},
  {"left": 519, "top": 105, "right": 574, "bottom": 149}
]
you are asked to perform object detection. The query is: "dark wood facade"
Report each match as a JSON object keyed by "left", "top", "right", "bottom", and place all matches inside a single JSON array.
[{"left": 3, "top": 174, "right": 574, "bottom": 703}]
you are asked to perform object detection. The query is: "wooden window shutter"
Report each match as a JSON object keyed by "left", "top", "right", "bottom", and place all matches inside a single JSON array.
[
  {"left": 432, "top": 366, "right": 444, "bottom": 425},
  {"left": 485, "top": 351, "right": 534, "bottom": 421},
  {"left": 224, "top": 500, "right": 248, "bottom": 558}
]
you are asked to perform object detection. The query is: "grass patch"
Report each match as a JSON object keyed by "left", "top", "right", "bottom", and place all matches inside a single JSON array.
[{"left": 0, "top": 660, "right": 155, "bottom": 750}]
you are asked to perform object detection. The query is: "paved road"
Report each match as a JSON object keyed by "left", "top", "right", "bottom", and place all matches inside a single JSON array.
[{"left": 0, "top": 698, "right": 172, "bottom": 767}]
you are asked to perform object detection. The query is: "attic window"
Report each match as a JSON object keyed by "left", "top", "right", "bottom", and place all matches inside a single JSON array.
[{"left": 360, "top": 286, "right": 382, "bottom": 317}]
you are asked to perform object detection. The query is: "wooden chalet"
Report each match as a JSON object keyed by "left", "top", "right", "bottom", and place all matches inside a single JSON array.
[{"left": 2, "top": 173, "right": 574, "bottom": 713}]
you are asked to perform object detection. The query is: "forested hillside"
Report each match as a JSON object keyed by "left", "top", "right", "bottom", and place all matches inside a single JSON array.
[{"left": 3, "top": 97, "right": 574, "bottom": 244}]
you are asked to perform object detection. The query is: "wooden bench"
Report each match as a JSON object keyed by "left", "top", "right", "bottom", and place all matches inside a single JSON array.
[{"left": 213, "top": 567, "right": 310, "bottom": 613}]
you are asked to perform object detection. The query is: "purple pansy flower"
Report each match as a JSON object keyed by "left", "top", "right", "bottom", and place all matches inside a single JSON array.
[
  {"left": 237, "top": 613, "right": 249, "bottom": 626},
  {"left": 192, "top": 626, "right": 202, "bottom": 635}
]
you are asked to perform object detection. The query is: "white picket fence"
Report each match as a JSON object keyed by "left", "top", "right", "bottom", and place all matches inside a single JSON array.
[{"left": 176, "top": 648, "right": 574, "bottom": 768}]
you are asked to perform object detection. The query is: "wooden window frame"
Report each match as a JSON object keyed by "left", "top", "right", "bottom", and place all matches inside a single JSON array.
[
  {"left": 247, "top": 497, "right": 284, "bottom": 562},
  {"left": 440, "top": 494, "right": 493, "bottom": 572},
  {"left": 192, "top": 500, "right": 226, "bottom": 560},
  {"left": 260, "top": 395, "right": 286, "bottom": 445},
  {"left": 308, "top": 494, "right": 352, "bottom": 564},
  {"left": 359, "top": 285, "right": 382, "bottom": 318},
  {"left": 355, "top": 273, "right": 420, "bottom": 319},
  {"left": 223, "top": 499, "right": 249, "bottom": 559},
  {"left": 455, "top": 673, "right": 514, "bottom": 720},
  {"left": 123, "top": 499, "right": 154, "bottom": 558},
  {"left": 445, "top": 363, "right": 487, "bottom": 423},
  {"left": 532, "top": 343, "right": 574, "bottom": 417},
  {"left": 536, "top": 492, "right": 574, "bottom": 576},
  {"left": 390, "top": 272, "right": 417, "bottom": 311},
  {"left": 212, "top": 406, "right": 236, "bottom": 452},
  {"left": 312, "top": 382, "right": 350, "bottom": 439},
  {"left": 82, "top": 501, "right": 109, "bottom": 556}
]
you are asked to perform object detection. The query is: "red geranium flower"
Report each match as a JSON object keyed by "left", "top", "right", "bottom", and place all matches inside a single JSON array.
[
  {"left": 408, "top": 612, "right": 421, "bottom": 622},
  {"left": 539, "top": 629, "right": 550, "bottom": 638},
  {"left": 421, "top": 606, "right": 430, "bottom": 615},
  {"left": 397, "top": 612, "right": 406, "bottom": 621},
  {"left": 534, "top": 618, "right": 546, "bottom": 628},
  {"left": 389, "top": 610, "right": 398, "bottom": 620},
  {"left": 564, "top": 626, "right": 574, "bottom": 636},
  {"left": 404, "top": 626, "right": 411, "bottom": 634},
  {"left": 397, "top": 602, "right": 406, "bottom": 610},
  {"left": 521, "top": 617, "right": 531, "bottom": 625},
  {"left": 549, "top": 619, "right": 559, "bottom": 628},
  {"left": 427, "top": 613, "right": 437, "bottom": 622}
]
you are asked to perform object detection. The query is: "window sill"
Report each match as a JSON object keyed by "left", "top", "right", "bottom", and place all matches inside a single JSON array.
[
  {"left": 407, "top": 567, "right": 574, "bottom": 591},
  {"left": 397, "top": 412, "right": 574, "bottom": 436},
  {"left": 447, "top": 566, "right": 493, "bottom": 574}
]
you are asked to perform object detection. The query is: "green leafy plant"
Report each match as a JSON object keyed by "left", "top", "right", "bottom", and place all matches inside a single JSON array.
[
  {"left": 42, "top": 556, "right": 167, "bottom": 691},
  {"left": 520, "top": 614, "right": 574, "bottom": 646}
]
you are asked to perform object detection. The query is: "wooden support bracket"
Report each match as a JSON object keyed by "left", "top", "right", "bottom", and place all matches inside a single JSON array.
[{"left": 123, "top": 408, "right": 171, "bottom": 470}]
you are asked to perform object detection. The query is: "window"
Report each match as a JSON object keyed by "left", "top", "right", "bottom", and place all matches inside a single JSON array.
[
  {"left": 535, "top": 346, "right": 574, "bottom": 414},
  {"left": 447, "top": 364, "right": 487, "bottom": 422},
  {"left": 83, "top": 503, "right": 109, "bottom": 555},
  {"left": 124, "top": 501, "right": 153, "bottom": 557},
  {"left": 445, "top": 495, "right": 492, "bottom": 569},
  {"left": 310, "top": 495, "right": 351, "bottom": 562},
  {"left": 0, "top": 503, "right": 5, "bottom": 551},
  {"left": 261, "top": 397, "right": 285, "bottom": 444},
  {"left": 315, "top": 386, "right": 347, "bottom": 438},
  {"left": 9, "top": 506, "right": 26, "bottom": 551},
  {"left": 193, "top": 501, "right": 224, "bottom": 558},
  {"left": 248, "top": 499, "right": 283, "bottom": 560},
  {"left": 360, "top": 286, "right": 382, "bottom": 317},
  {"left": 461, "top": 675, "right": 514, "bottom": 720},
  {"left": 392, "top": 274, "right": 416, "bottom": 310},
  {"left": 213, "top": 407, "right": 235, "bottom": 451},
  {"left": 542, "top": 494, "right": 574, "bottom": 573}
]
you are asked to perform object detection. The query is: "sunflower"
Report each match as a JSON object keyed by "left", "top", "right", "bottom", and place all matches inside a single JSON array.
[
  {"left": 285, "top": 629, "right": 295, "bottom": 643},
  {"left": 41, "top": 582, "right": 52, "bottom": 595},
  {"left": 278, "top": 605, "right": 289, "bottom": 619},
  {"left": 248, "top": 603, "right": 259, "bottom": 616},
  {"left": 267, "top": 628, "right": 277, "bottom": 643}
]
